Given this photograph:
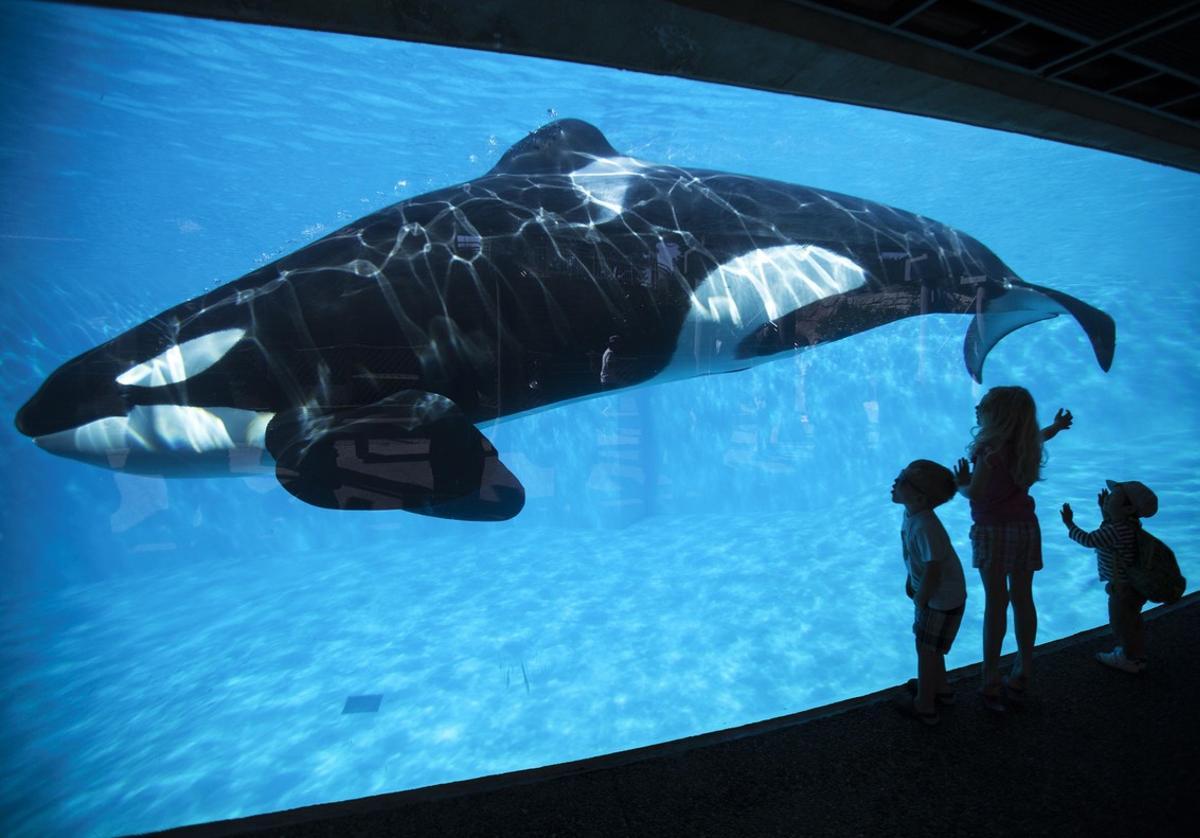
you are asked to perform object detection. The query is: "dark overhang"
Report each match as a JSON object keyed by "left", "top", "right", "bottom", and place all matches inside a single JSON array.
[{"left": 62, "top": 0, "right": 1200, "bottom": 173}]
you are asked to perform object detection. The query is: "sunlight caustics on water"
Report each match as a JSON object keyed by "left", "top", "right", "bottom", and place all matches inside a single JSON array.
[{"left": 1, "top": 2, "right": 1198, "bottom": 835}]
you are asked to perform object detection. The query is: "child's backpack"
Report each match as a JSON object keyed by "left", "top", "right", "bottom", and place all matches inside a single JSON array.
[{"left": 1128, "top": 529, "right": 1186, "bottom": 604}]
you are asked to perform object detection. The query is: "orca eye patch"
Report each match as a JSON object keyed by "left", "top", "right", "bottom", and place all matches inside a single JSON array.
[{"left": 116, "top": 328, "right": 246, "bottom": 387}]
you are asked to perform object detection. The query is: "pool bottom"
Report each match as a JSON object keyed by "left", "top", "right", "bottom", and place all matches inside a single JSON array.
[
  {"left": 0, "top": 506, "right": 1124, "bottom": 836},
  {"left": 144, "top": 592, "right": 1200, "bottom": 837}
]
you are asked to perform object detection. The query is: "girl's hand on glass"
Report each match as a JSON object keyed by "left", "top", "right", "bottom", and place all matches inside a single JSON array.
[
  {"left": 953, "top": 458, "right": 971, "bottom": 487},
  {"left": 1053, "top": 408, "right": 1073, "bottom": 431}
]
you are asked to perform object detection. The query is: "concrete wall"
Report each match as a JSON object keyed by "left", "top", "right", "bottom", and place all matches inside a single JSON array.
[{"left": 62, "top": 0, "right": 1200, "bottom": 172}]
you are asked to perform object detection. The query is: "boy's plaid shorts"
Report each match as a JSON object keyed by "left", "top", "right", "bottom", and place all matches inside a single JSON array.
[{"left": 913, "top": 602, "right": 965, "bottom": 654}]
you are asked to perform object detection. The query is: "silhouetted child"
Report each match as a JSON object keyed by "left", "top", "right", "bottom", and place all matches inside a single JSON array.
[
  {"left": 1060, "top": 480, "right": 1158, "bottom": 673},
  {"left": 953, "top": 386, "right": 1072, "bottom": 710},
  {"left": 892, "top": 459, "right": 966, "bottom": 726},
  {"left": 600, "top": 335, "right": 622, "bottom": 388}
]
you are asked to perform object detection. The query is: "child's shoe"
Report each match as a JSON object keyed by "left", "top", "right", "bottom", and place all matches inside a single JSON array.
[
  {"left": 904, "top": 678, "right": 956, "bottom": 706},
  {"left": 978, "top": 686, "right": 1006, "bottom": 713},
  {"left": 1001, "top": 675, "right": 1028, "bottom": 707},
  {"left": 893, "top": 694, "right": 940, "bottom": 726},
  {"left": 1095, "top": 647, "right": 1146, "bottom": 673}
]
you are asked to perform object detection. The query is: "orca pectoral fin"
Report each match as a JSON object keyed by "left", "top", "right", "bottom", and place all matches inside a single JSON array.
[
  {"left": 264, "top": 391, "right": 525, "bottom": 520},
  {"left": 965, "top": 283, "right": 1116, "bottom": 383}
]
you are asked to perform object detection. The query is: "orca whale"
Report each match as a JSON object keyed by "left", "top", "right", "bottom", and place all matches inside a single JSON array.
[{"left": 14, "top": 119, "right": 1115, "bottom": 520}]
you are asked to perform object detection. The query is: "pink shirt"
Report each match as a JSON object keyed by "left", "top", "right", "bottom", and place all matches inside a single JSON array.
[{"left": 969, "top": 443, "right": 1036, "bottom": 525}]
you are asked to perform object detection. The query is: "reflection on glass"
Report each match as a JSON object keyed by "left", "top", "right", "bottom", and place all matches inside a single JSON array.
[{"left": 0, "top": 3, "right": 1195, "bottom": 836}]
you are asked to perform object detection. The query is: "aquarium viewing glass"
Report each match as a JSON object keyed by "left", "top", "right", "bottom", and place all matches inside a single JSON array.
[{"left": 1, "top": 2, "right": 1197, "bottom": 835}]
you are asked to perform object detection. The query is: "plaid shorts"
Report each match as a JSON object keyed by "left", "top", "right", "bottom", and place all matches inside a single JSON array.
[
  {"left": 913, "top": 602, "right": 965, "bottom": 654},
  {"left": 970, "top": 520, "right": 1043, "bottom": 572}
]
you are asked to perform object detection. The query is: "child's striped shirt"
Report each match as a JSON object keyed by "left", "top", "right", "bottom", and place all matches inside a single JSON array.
[{"left": 1067, "top": 519, "right": 1139, "bottom": 583}]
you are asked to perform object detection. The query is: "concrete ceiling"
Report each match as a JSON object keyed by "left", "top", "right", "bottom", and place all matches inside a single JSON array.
[{"left": 62, "top": 0, "right": 1200, "bottom": 173}]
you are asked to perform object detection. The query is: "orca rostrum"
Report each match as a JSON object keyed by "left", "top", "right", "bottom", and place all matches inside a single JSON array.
[{"left": 14, "top": 120, "right": 1115, "bottom": 520}]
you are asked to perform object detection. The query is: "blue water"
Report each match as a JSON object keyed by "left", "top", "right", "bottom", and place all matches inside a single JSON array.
[{"left": 1, "top": 2, "right": 1198, "bottom": 835}]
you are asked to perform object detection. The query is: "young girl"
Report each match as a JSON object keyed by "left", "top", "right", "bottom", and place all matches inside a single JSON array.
[{"left": 953, "top": 386, "right": 1072, "bottom": 711}]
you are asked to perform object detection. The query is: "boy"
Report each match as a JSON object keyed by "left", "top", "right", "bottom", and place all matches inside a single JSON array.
[
  {"left": 892, "top": 459, "right": 967, "bottom": 726},
  {"left": 1060, "top": 480, "right": 1157, "bottom": 673}
]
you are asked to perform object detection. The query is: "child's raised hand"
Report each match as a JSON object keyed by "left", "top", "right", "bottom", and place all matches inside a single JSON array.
[
  {"left": 953, "top": 457, "right": 971, "bottom": 487},
  {"left": 1053, "top": 408, "right": 1073, "bottom": 431},
  {"left": 1060, "top": 502, "right": 1074, "bottom": 525},
  {"left": 1098, "top": 488, "right": 1109, "bottom": 510}
]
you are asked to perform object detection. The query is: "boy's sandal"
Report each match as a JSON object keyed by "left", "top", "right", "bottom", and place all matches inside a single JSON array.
[
  {"left": 904, "top": 678, "right": 957, "bottom": 706},
  {"left": 1002, "top": 675, "right": 1028, "bottom": 706},
  {"left": 978, "top": 687, "right": 1006, "bottom": 714},
  {"left": 893, "top": 695, "right": 940, "bottom": 727}
]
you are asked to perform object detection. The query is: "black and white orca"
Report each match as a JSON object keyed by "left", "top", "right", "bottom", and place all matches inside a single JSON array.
[{"left": 14, "top": 119, "right": 1115, "bottom": 520}]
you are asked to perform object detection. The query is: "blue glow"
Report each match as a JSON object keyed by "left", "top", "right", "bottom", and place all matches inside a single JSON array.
[{"left": 1, "top": 2, "right": 1198, "bottom": 835}]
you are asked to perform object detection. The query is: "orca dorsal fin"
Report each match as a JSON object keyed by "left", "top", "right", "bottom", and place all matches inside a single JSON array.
[{"left": 487, "top": 119, "right": 620, "bottom": 176}]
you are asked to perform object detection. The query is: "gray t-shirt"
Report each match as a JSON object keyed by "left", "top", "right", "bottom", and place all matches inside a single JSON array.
[{"left": 901, "top": 509, "right": 967, "bottom": 611}]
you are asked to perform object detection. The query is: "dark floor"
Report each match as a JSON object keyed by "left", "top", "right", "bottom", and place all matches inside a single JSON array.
[{"left": 151, "top": 592, "right": 1200, "bottom": 838}]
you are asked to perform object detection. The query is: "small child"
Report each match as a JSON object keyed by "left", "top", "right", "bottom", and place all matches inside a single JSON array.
[
  {"left": 1061, "top": 480, "right": 1158, "bottom": 673},
  {"left": 953, "top": 386, "right": 1071, "bottom": 710},
  {"left": 892, "top": 459, "right": 967, "bottom": 726}
]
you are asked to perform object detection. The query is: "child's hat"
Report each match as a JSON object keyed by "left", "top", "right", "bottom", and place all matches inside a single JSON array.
[{"left": 1106, "top": 480, "right": 1158, "bottom": 518}]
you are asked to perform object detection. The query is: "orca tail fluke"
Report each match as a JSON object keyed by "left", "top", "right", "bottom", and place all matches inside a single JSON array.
[
  {"left": 1023, "top": 280, "right": 1116, "bottom": 372},
  {"left": 964, "top": 282, "right": 1116, "bottom": 383}
]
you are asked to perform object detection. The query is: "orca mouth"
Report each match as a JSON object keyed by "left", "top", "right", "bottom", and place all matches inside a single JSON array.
[
  {"left": 14, "top": 380, "right": 128, "bottom": 439},
  {"left": 17, "top": 328, "right": 251, "bottom": 439},
  {"left": 14, "top": 399, "right": 38, "bottom": 438},
  {"left": 24, "top": 405, "right": 277, "bottom": 476}
]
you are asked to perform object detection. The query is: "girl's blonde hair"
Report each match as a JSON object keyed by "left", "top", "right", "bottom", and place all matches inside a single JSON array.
[{"left": 968, "top": 386, "right": 1045, "bottom": 488}]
